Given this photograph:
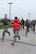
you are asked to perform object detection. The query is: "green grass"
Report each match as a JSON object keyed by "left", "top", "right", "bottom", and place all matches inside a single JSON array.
[{"left": 0, "top": 25, "right": 12, "bottom": 29}]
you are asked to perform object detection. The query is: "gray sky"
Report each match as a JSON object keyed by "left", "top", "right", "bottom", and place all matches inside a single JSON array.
[{"left": 0, "top": 0, "right": 36, "bottom": 20}]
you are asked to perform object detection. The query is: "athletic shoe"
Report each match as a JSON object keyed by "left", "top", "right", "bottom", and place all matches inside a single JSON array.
[{"left": 11, "top": 43, "right": 14, "bottom": 45}]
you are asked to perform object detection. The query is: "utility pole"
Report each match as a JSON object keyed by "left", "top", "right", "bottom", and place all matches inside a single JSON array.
[
  {"left": 8, "top": 2, "right": 13, "bottom": 18},
  {"left": 29, "top": 13, "right": 31, "bottom": 21}
]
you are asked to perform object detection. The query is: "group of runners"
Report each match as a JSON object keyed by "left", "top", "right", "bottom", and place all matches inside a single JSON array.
[{"left": 0, "top": 14, "right": 35, "bottom": 45}]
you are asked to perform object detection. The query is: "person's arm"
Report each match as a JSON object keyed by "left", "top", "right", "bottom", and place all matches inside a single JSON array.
[
  {"left": 8, "top": 19, "right": 11, "bottom": 22},
  {"left": 19, "top": 25, "right": 22, "bottom": 30},
  {"left": 25, "top": 22, "right": 26, "bottom": 26},
  {"left": 0, "top": 19, "right": 3, "bottom": 23}
]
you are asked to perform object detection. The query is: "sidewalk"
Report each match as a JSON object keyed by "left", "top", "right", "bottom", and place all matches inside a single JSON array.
[{"left": 0, "top": 28, "right": 36, "bottom": 54}]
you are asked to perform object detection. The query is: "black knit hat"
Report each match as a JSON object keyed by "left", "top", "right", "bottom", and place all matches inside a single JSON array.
[{"left": 14, "top": 17, "right": 17, "bottom": 19}]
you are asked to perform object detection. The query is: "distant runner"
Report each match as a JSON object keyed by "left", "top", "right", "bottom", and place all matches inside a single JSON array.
[
  {"left": 21, "top": 18, "right": 25, "bottom": 30},
  {"left": 25, "top": 19, "right": 30, "bottom": 36}
]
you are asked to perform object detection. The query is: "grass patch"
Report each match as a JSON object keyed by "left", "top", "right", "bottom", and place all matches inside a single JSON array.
[{"left": 0, "top": 25, "right": 12, "bottom": 29}]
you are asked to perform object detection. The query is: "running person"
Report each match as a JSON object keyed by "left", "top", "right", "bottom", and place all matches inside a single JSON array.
[
  {"left": 25, "top": 19, "right": 30, "bottom": 36},
  {"left": 11, "top": 17, "right": 22, "bottom": 45},
  {"left": 21, "top": 18, "right": 25, "bottom": 30},
  {"left": 32, "top": 24, "right": 35, "bottom": 33},
  {"left": 1, "top": 14, "right": 10, "bottom": 41}
]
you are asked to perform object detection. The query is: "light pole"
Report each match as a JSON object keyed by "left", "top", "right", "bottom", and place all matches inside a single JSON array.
[
  {"left": 8, "top": 2, "right": 13, "bottom": 18},
  {"left": 29, "top": 13, "right": 31, "bottom": 21}
]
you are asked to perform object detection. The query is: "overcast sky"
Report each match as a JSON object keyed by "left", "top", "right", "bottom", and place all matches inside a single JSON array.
[{"left": 0, "top": 0, "right": 36, "bottom": 20}]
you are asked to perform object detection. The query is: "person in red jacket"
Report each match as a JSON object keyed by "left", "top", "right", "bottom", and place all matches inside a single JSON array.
[{"left": 11, "top": 17, "right": 22, "bottom": 45}]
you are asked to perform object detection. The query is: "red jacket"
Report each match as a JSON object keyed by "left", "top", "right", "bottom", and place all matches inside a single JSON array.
[
  {"left": 13, "top": 19, "right": 20, "bottom": 23},
  {"left": 12, "top": 22, "right": 20, "bottom": 30}
]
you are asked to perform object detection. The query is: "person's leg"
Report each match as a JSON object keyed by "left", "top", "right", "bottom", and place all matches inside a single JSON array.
[
  {"left": 11, "top": 30, "right": 20, "bottom": 45},
  {"left": 5, "top": 30, "right": 10, "bottom": 36},
  {"left": 23, "top": 25, "right": 24, "bottom": 30},
  {"left": 11, "top": 35, "right": 16, "bottom": 45},
  {"left": 1, "top": 25, "right": 7, "bottom": 41},
  {"left": 27, "top": 27, "right": 29, "bottom": 32},
  {"left": 26, "top": 27, "right": 27, "bottom": 36},
  {"left": 5, "top": 25, "right": 10, "bottom": 36},
  {"left": 1, "top": 29, "right": 5, "bottom": 41},
  {"left": 17, "top": 36, "right": 20, "bottom": 40},
  {"left": 13, "top": 29, "right": 15, "bottom": 34},
  {"left": 16, "top": 30, "right": 20, "bottom": 40},
  {"left": 11, "top": 30, "right": 17, "bottom": 45},
  {"left": 33, "top": 26, "right": 35, "bottom": 33}
]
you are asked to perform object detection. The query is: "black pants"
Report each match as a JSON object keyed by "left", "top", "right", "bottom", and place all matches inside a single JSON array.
[
  {"left": 22, "top": 24, "right": 24, "bottom": 30},
  {"left": 26, "top": 27, "right": 29, "bottom": 36}
]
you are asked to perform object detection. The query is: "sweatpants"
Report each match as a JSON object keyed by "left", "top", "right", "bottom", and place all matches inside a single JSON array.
[
  {"left": 1, "top": 25, "right": 10, "bottom": 41},
  {"left": 12, "top": 29, "right": 20, "bottom": 44}
]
